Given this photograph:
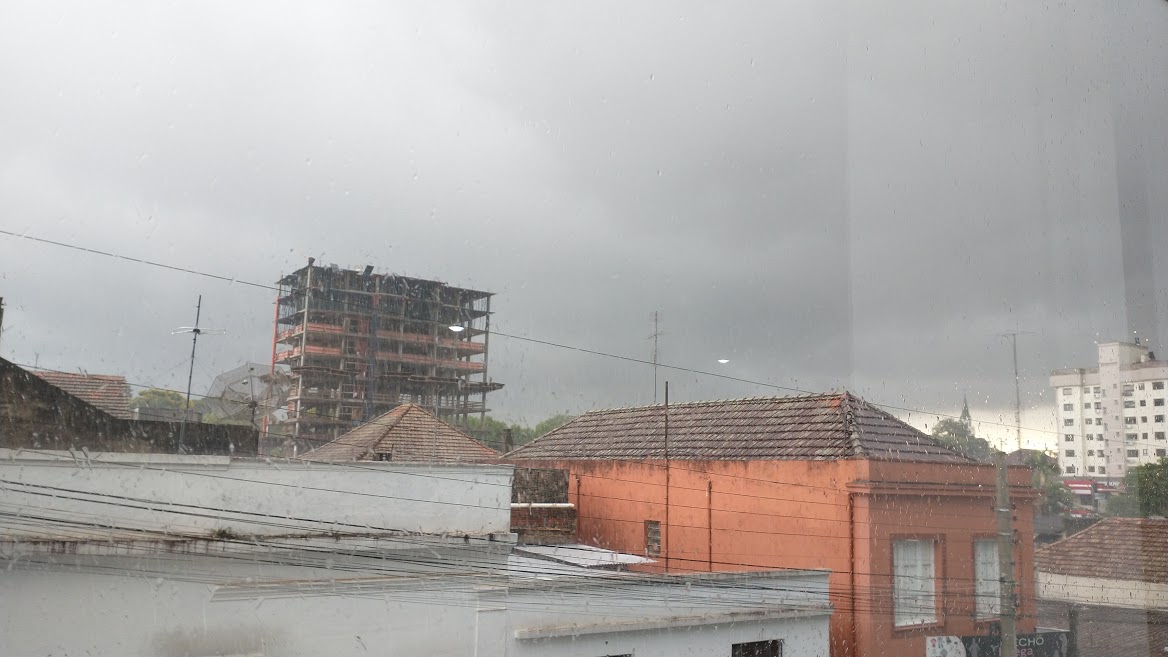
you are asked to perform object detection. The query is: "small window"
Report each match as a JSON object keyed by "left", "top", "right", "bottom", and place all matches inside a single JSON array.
[
  {"left": 1157, "top": 449, "right": 1166, "bottom": 457},
  {"left": 1124, "top": 400, "right": 1136, "bottom": 408},
  {"left": 1063, "top": 403, "right": 1074, "bottom": 411},
  {"left": 1154, "top": 382, "right": 1164, "bottom": 390},
  {"left": 1067, "top": 466, "right": 1077, "bottom": 473},
  {"left": 1156, "top": 416, "right": 1165, "bottom": 423},
  {"left": 1157, "top": 432, "right": 1166, "bottom": 440},
  {"left": 1128, "top": 449, "right": 1140, "bottom": 458},
  {"left": 1144, "top": 449, "right": 1149, "bottom": 456},
  {"left": 1099, "top": 467, "right": 1106, "bottom": 474},
  {"left": 1065, "top": 450, "right": 1075, "bottom": 457},
  {"left": 1126, "top": 417, "right": 1138, "bottom": 425},
  {"left": 893, "top": 540, "right": 937, "bottom": 627},
  {"left": 1064, "top": 419, "right": 1075, "bottom": 426},
  {"left": 732, "top": 640, "right": 782, "bottom": 657},
  {"left": 1142, "top": 417, "right": 1149, "bottom": 423},
  {"left": 1095, "top": 386, "right": 1101, "bottom": 393},
  {"left": 1064, "top": 434, "right": 1075, "bottom": 442},
  {"left": 1155, "top": 399, "right": 1165, "bottom": 407},
  {"left": 1127, "top": 433, "right": 1138, "bottom": 441},
  {"left": 1085, "top": 418, "right": 1093, "bottom": 425},
  {"left": 1140, "top": 400, "right": 1148, "bottom": 407},
  {"left": 1063, "top": 388, "right": 1073, "bottom": 395},
  {"left": 1087, "top": 466, "right": 1096, "bottom": 473},
  {"left": 1139, "top": 383, "right": 1146, "bottom": 390},
  {"left": 1087, "top": 450, "right": 1094, "bottom": 456},
  {"left": 1095, "top": 402, "right": 1102, "bottom": 410},
  {"left": 644, "top": 520, "right": 661, "bottom": 557}
]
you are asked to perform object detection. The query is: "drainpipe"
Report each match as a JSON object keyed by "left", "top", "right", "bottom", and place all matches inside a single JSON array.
[{"left": 708, "top": 480, "right": 714, "bottom": 572}]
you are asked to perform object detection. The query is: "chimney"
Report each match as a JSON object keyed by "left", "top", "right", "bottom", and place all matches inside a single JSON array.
[{"left": 504, "top": 428, "right": 514, "bottom": 453}]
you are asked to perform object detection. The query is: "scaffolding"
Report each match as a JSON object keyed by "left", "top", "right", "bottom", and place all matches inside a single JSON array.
[{"left": 267, "top": 261, "right": 502, "bottom": 446}]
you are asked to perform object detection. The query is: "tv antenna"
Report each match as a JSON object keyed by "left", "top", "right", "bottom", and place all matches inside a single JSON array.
[{"left": 172, "top": 295, "right": 225, "bottom": 451}]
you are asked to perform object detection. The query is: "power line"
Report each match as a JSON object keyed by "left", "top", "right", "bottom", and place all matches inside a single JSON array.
[{"left": 0, "top": 227, "right": 1064, "bottom": 438}]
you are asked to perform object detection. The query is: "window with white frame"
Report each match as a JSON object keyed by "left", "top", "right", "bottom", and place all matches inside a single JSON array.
[
  {"left": 893, "top": 539, "right": 937, "bottom": 627},
  {"left": 974, "top": 539, "right": 1000, "bottom": 619}
]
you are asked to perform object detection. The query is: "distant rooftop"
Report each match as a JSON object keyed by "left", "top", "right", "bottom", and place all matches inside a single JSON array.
[
  {"left": 1037, "top": 517, "right": 1168, "bottom": 584},
  {"left": 507, "top": 392, "right": 974, "bottom": 463},
  {"left": 304, "top": 403, "right": 499, "bottom": 463},
  {"left": 31, "top": 369, "right": 133, "bottom": 419}
]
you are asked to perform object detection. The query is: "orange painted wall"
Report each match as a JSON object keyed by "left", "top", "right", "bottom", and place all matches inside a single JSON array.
[{"left": 512, "top": 457, "right": 1036, "bottom": 657}]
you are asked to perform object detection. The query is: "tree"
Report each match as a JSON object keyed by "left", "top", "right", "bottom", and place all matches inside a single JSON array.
[
  {"left": 1107, "top": 458, "right": 1168, "bottom": 518},
  {"left": 531, "top": 414, "right": 576, "bottom": 439},
  {"left": 1018, "top": 450, "right": 1075, "bottom": 515},
  {"left": 131, "top": 388, "right": 187, "bottom": 410},
  {"left": 930, "top": 418, "right": 994, "bottom": 461}
]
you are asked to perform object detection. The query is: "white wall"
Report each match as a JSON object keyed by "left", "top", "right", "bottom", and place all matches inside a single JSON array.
[
  {"left": 0, "top": 449, "right": 514, "bottom": 538},
  {"left": 1038, "top": 571, "right": 1168, "bottom": 609},
  {"left": 0, "top": 549, "right": 831, "bottom": 657}
]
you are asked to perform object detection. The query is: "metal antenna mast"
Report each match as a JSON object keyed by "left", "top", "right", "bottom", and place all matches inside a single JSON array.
[
  {"left": 649, "top": 311, "right": 665, "bottom": 403},
  {"left": 172, "top": 295, "right": 224, "bottom": 451}
]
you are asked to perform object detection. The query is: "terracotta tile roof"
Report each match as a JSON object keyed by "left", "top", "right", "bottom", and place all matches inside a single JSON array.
[
  {"left": 32, "top": 370, "right": 133, "bottom": 420},
  {"left": 1036, "top": 517, "right": 1168, "bottom": 584},
  {"left": 303, "top": 403, "right": 499, "bottom": 463},
  {"left": 507, "top": 392, "right": 973, "bottom": 463}
]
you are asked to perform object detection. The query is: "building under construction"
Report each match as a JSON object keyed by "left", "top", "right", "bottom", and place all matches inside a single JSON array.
[{"left": 269, "top": 260, "right": 502, "bottom": 445}]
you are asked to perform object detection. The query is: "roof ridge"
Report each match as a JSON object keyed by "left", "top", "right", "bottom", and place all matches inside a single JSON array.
[{"left": 578, "top": 392, "right": 857, "bottom": 416}]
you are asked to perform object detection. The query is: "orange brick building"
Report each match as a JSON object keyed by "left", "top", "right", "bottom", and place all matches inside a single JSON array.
[{"left": 508, "top": 393, "right": 1037, "bottom": 657}]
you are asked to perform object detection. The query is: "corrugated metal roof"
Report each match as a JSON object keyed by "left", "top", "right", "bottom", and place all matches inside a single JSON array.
[
  {"left": 303, "top": 403, "right": 499, "bottom": 463},
  {"left": 32, "top": 370, "right": 133, "bottom": 419},
  {"left": 507, "top": 392, "right": 972, "bottom": 463},
  {"left": 1036, "top": 517, "right": 1168, "bottom": 584}
]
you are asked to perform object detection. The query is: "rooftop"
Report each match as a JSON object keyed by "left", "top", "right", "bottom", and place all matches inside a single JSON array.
[
  {"left": 507, "top": 392, "right": 974, "bottom": 463},
  {"left": 1036, "top": 517, "right": 1168, "bottom": 584},
  {"left": 304, "top": 403, "right": 499, "bottom": 463},
  {"left": 30, "top": 369, "right": 133, "bottom": 419}
]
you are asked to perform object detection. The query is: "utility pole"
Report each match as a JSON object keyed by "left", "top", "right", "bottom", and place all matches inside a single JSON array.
[
  {"left": 0, "top": 296, "right": 5, "bottom": 351},
  {"left": 996, "top": 331, "right": 1026, "bottom": 657},
  {"left": 995, "top": 446, "right": 1018, "bottom": 657}
]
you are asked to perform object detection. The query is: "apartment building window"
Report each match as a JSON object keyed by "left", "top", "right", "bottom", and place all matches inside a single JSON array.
[
  {"left": 1157, "top": 416, "right": 1165, "bottom": 423},
  {"left": 1087, "top": 466, "right": 1095, "bottom": 473},
  {"left": 1126, "top": 417, "right": 1138, "bottom": 425},
  {"left": 644, "top": 520, "right": 661, "bottom": 557},
  {"left": 893, "top": 540, "right": 937, "bottom": 627},
  {"left": 1142, "top": 417, "right": 1149, "bottom": 423},
  {"left": 1095, "top": 402, "right": 1102, "bottom": 410},
  {"left": 1084, "top": 418, "right": 1093, "bottom": 425},
  {"left": 1156, "top": 398, "right": 1165, "bottom": 407},
  {"left": 1154, "top": 382, "right": 1165, "bottom": 390},
  {"left": 1128, "top": 450, "right": 1140, "bottom": 458},
  {"left": 1087, "top": 450, "right": 1095, "bottom": 456},
  {"left": 1139, "top": 383, "right": 1146, "bottom": 390},
  {"left": 1064, "top": 434, "right": 1074, "bottom": 442},
  {"left": 1065, "top": 450, "right": 1075, "bottom": 457},
  {"left": 1125, "top": 401, "right": 1136, "bottom": 409},
  {"left": 1064, "top": 419, "right": 1075, "bottom": 426},
  {"left": 1127, "top": 433, "right": 1138, "bottom": 442},
  {"left": 1063, "top": 388, "right": 1072, "bottom": 395},
  {"left": 1141, "top": 399, "right": 1148, "bottom": 407},
  {"left": 974, "top": 539, "right": 1000, "bottom": 619},
  {"left": 1144, "top": 449, "right": 1149, "bottom": 456},
  {"left": 1095, "top": 386, "right": 1102, "bottom": 393},
  {"left": 1069, "top": 466, "right": 1078, "bottom": 473},
  {"left": 1157, "top": 432, "right": 1166, "bottom": 440},
  {"left": 1063, "top": 403, "right": 1074, "bottom": 411},
  {"left": 1158, "top": 450, "right": 1167, "bottom": 458},
  {"left": 732, "top": 640, "right": 782, "bottom": 657}
]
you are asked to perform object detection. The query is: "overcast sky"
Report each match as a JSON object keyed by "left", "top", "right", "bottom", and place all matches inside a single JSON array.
[{"left": 1, "top": 1, "right": 1166, "bottom": 449}]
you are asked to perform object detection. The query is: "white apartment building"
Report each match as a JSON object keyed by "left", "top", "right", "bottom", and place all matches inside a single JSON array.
[{"left": 1050, "top": 341, "right": 1168, "bottom": 482}]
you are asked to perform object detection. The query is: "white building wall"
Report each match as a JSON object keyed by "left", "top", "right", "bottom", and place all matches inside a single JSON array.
[
  {"left": 1037, "top": 571, "right": 1168, "bottom": 609},
  {"left": 0, "top": 449, "right": 514, "bottom": 538},
  {"left": 1051, "top": 343, "right": 1168, "bottom": 480},
  {"left": 0, "top": 551, "right": 832, "bottom": 657}
]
